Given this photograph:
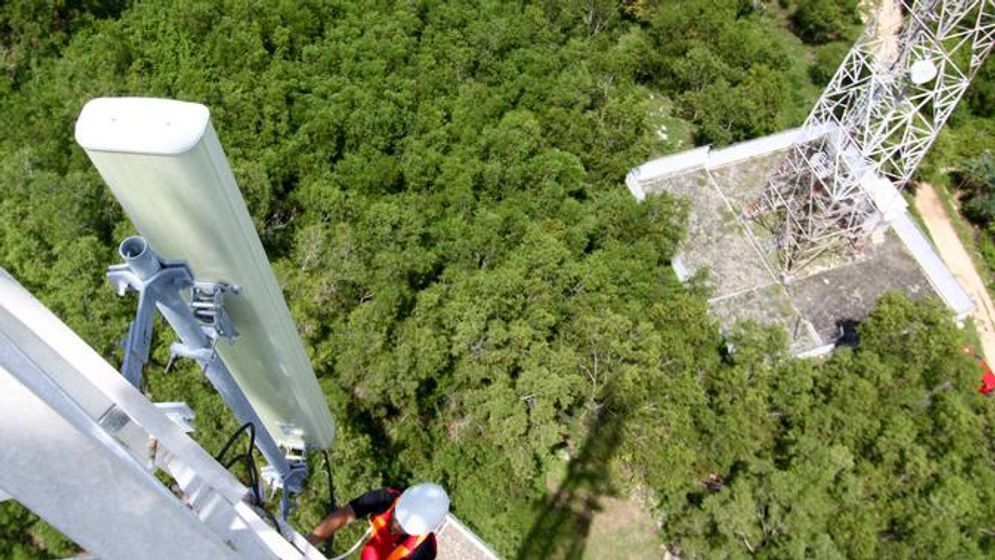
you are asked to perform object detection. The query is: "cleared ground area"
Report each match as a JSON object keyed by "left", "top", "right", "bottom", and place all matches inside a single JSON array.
[
  {"left": 583, "top": 496, "right": 663, "bottom": 560},
  {"left": 636, "top": 147, "right": 949, "bottom": 355}
]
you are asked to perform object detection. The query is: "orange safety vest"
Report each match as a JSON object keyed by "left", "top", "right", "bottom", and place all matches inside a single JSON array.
[{"left": 361, "top": 496, "right": 434, "bottom": 560}]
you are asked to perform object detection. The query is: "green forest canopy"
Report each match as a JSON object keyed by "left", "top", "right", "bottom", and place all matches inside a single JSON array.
[{"left": 2, "top": 1, "right": 995, "bottom": 558}]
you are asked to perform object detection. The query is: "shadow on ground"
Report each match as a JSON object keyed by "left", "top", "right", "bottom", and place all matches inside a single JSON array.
[{"left": 516, "top": 405, "right": 626, "bottom": 560}]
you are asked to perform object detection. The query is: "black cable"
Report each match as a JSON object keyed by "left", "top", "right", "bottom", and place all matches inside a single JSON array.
[
  {"left": 214, "top": 422, "right": 264, "bottom": 505},
  {"left": 223, "top": 453, "right": 248, "bottom": 469},
  {"left": 224, "top": 454, "right": 261, "bottom": 502},
  {"left": 241, "top": 455, "right": 280, "bottom": 529},
  {"left": 213, "top": 422, "right": 282, "bottom": 530},
  {"left": 321, "top": 450, "right": 336, "bottom": 510},
  {"left": 321, "top": 450, "right": 337, "bottom": 557},
  {"left": 214, "top": 421, "right": 255, "bottom": 465},
  {"left": 261, "top": 504, "right": 281, "bottom": 532}
]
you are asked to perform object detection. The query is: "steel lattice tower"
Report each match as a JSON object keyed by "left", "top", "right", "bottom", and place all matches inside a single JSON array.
[{"left": 750, "top": 0, "right": 995, "bottom": 274}]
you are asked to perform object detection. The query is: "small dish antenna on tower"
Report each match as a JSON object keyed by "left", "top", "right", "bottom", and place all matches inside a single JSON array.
[{"left": 909, "top": 58, "right": 938, "bottom": 85}]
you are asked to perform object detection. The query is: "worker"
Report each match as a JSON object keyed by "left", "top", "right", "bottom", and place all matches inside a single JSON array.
[{"left": 308, "top": 482, "right": 450, "bottom": 560}]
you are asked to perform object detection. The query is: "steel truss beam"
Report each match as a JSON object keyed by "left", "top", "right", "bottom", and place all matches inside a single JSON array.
[{"left": 751, "top": 0, "right": 995, "bottom": 274}]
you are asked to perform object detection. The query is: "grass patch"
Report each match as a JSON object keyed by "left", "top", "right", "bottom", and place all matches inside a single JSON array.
[
  {"left": 961, "top": 316, "right": 986, "bottom": 354},
  {"left": 646, "top": 94, "right": 694, "bottom": 156},
  {"left": 582, "top": 495, "right": 663, "bottom": 560}
]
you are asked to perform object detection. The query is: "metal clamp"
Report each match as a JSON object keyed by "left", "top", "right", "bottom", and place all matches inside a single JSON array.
[
  {"left": 108, "top": 236, "right": 308, "bottom": 521},
  {"left": 191, "top": 282, "right": 240, "bottom": 343}
]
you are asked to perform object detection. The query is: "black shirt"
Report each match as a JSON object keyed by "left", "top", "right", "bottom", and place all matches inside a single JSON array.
[{"left": 349, "top": 488, "right": 437, "bottom": 560}]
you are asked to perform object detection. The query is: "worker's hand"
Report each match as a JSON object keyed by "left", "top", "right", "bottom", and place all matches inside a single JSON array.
[{"left": 308, "top": 504, "right": 357, "bottom": 545}]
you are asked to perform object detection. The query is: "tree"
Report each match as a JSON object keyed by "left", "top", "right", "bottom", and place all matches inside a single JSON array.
[{"left": 792, "top": 0, "right": 859, "bottom": 45}]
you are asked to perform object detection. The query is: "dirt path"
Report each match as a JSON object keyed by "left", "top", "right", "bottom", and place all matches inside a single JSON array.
[{"left": 914, "top": 182, "right": 995, "bottom": 362}]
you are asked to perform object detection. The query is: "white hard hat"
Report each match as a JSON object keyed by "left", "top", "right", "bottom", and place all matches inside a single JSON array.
[{"left": 395, "top": 483, "right": 450, "bottom": 535}]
